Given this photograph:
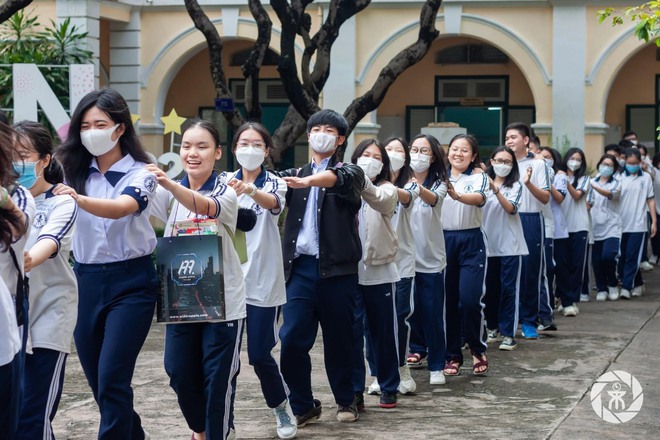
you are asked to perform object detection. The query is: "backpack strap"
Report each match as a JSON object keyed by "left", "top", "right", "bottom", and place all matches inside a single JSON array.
[{"left": 8, "top": 247, "right": 27, "bottom": 326}]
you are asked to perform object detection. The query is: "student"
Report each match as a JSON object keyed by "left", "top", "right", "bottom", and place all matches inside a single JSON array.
[
  {"left": 148, "top": 120, "right": 246, "bottom": 440},
  {"left": 442, "top": 134, "right": 489, "bottom": 375},
  {"left": 12, "top": 121, "right": 78, "bottom": 440},
  {"left": 554, "top": 148, "right": 590, "bottom": 316},
  {"left": 483, "top": 146, "right": 528, "bottom": 351},
  {"left": 650, "top": 153, "right": 660, "bottom": 265},
  {"left": 217, "top": 122, "right": 296, "bottom": 440},
  {"left": 604, "top": 144, "right": 624, "bottom": 173},
  {"left": 637, "top": 144, "right": 655, "bottom": 272},
  {"left": 350, "top": 139, "right": 400, "bottom": 410},
  {"left": 54, "top": 88, "right": 159, "bottom": 440},
  {"left": 589, "top": 154, "right": 622, "bottom": 301},
  {"left": 406, "top": 133, "right": 448, "bottom": 385},
  {"left": 618, "top": 148, "right": 657, "bottom": 299},
  {"left": 536, "top": 148, "right": 557, "bottom": 332},
  {"left": 276, "top": 109, "right": 365, "bottom": 425},
  {"left": 504, "top": 123, "right": 550, "bottom": 339}
]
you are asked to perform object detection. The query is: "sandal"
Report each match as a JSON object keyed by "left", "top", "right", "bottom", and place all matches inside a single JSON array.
[
  {"left": 471, "top": 351, "right": 489, "bottom": 376},
  {"left": 406, "top": 352, "right": 427, "bottom": 368},
  {"left": 443, "top": 358, "right": 462, "bottom": 376}
]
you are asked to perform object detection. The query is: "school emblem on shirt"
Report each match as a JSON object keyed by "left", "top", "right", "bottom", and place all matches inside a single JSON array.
[
  {"left": 33, "top": 212, "right": 48, "bottom": 229},
  {"left": 144, "top": 175, "right": 157, "bottom": 193},
  {"left": 464, "top": 184, "right": 474, "bottom": 193},
  {"left": 251, "top": 203, "right": 264, "bottom": 216}
]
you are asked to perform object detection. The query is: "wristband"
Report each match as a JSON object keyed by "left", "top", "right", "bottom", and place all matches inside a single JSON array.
[
  {"left": 247, "top": 184, "right": 258, "bottom": 198},
  {"left": 493, "top": 187, "right": 499, "bottom": 195}
]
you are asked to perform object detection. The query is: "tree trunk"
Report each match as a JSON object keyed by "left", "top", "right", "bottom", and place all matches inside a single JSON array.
[
  {"left": 243, "top": 0, "right": 272, "bottom": 122},
  {"left": 0, "top": 0, "right": 32, "bottom": 24},
  {"left": 271, "top": 106, "right": 308, "bottom": 164}
]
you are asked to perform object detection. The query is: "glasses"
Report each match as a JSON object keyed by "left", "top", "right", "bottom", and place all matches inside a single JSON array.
[
  {"left": 491, "top": 158, "right": 513, "bottom": 165},
  {"left": 237, "top": 141, "right": 266, "bottom": 150},
  {"left": 410, "top": 146, "right": 432, "bottom": 155}
]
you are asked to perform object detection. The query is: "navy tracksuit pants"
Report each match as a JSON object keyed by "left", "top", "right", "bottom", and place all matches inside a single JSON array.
[
  {"left": 0, "top": 353, "right": 21, "bottom": 440},
  {"left": 620, "top": 232, "right": 645, "bottom": 290},
  {"left": 444, "top": 228, "right": 487, "bottom": 361},
  {"left": 539, "top": 238, "right": 555, "bottom": 320},
  {"left": 353, "top": 282, "right": 400, "bottom": 395},
  {"left": 519, "top": 213, "right": 545, "bottom": 326},
  {"left": 554, "top": 231, "right": 589, "bottom": 307},
  {"left": 484, "top": 256, "right": 522, "bottom": 338},
  {"left": 279, "top": 255, "right": 358, "bottom": 416},
  {"left": 592, "top": 237, "right": 620, "bottom": 292},
  {"left": 164, "top": 320, "right": 244, "bottom": 440},
  {"left": 74, "top": 255, "right": 157, "bottom": 440},
  {"left": 408, "top": 271, "right": 446, "bottom": 371}
]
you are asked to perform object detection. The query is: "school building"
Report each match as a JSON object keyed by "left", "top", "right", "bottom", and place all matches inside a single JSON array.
[{"left": 29, "top": 0, "right": 659, "bottom": 168}]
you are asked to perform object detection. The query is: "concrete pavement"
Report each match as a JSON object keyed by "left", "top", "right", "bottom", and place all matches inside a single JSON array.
[{"left": 53, "top": 270, "right": 660, "bottom": 439}]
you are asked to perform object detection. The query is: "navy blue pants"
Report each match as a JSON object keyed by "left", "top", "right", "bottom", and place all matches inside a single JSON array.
[
  {"left": 539, "top": 238, "right": 554, "bottom": 320},
  {"left": 519, "top": 213, "right": 545, "bottom": 326},
  {"left": 0, "top": 353, "right": 20, "bottom": 440},
  {"left": 246, "top": 304, "right": 288, "bottom": 408},
  {"left": 74, "top": 255, "right": 157, "bottom": 440},
  {"left": 279, "top": 255, "right": 358, "bottom": 416},
  {"left": 620, "top": 232, "right": 645, "bottom": 290},
  {"left": 353, "top": 282, "right": 399, "bottom": 395},
  {"left": 582, "top": 244, "right": 592, "bottom": 295},
  {"left": 444, "top": 228, "right": 487, "bottom": 360},
  {"left": 554, "top": 231, "right": 589, "bottom": 307},
  {"left": 408, "top": 271, "right": 446, "bottom": 371},
  {"left": 164, "top": 319, "right": 244, "bottom": 439},
  {"left": 592, "top": 238, "right": 620, "bottom": 292},
  {"left": 17, "top": 348, "right": 67, "bottom": 439},
  {"left": 484, "top": 256, "right": 522, "bottom": 338}
]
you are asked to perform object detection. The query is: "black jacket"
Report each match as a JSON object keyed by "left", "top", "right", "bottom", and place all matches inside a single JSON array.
[{"left": 277, "top": 158, "right": 365, "bottom": 281}]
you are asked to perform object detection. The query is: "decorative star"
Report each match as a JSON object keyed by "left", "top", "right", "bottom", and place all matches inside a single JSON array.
[
  {"left": 131, "top": 114, "right": 141, "bottom": 125},
  {"left": 160, "top": 109, "right": 186, "bottom": 135}
]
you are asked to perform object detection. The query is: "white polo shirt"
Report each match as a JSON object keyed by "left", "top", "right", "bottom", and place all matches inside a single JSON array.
[
  {"left": 517, "top": 157, "right": 550, "bottom": 213},
  {"left": 25, "top": 189, "right": 78, "bottom": 353},
  {"left": 0, "top": 277, "right": 21, "bottom": 366},
  {"left": 411, "top": 178, "right": 448, "bottom": 273},
  {"left": 442, "top": 170, "right": 489, "bottom": 231},
  {"left": 550, "top": 173, "right": 569, "bottom": 240},
  {"left": 541, "top": 165, "right": 555, "bottom": 239},
  {"left": 620, "top": 171, "right": 654, "bottom": 233},
  {"left": 482, "top": 182, "right": 529, "bottom": 257},
  {"left": 560, "top": 175, "right": 590, "bottom": 233},
  {"left": 152, "top": 173, "right": 247, "bottom": 322},
  {"left": 652, "top": 169, "right": 660, "bottom": 215},
  {"left": 392, "top": 181, "right": 420, "bottom": 279},
  {"left": 219, "top": 168, "right": 287, "bottom": 308},
  {"left": 0, "top": 185, "right": 35, "bottom": 296},
  {"left": 589, "top": 177, "right": 622, "bottom": 241},
  {"left": 73, "top": 154, "right": 158, "bottom": 264}
]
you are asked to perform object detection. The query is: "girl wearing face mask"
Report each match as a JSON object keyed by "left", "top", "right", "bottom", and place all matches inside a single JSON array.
[
  {"left": 350, "top": 139, "right": 401, "bottom": 410},
  {"left": 54, "top": 89, "right": 159, "bottom": 440},
  {"left": 441, "top": 134, "right": 489, "bottom": 376},
  {"left": 482, "top": 147, "right": 528, "bottom": 351},
  {"left": 553, "top": 148, "right": 590, "bottom": 317},
  {"left": 589, "top": 154, "right": 622, "bottom": 301},
  {"left": 11, "top": 121, "right": 78, "bottom": 440},
  {"left": 618, "top": 148, "right": 657, "bottom": 299},
  {"left": 363, "top": 137, "right": 419, "bottom": 397},
  {"left": 405, "top": 134, "right": 448, "bottom": 385},
  {"left": 216, "top": 122, "right": 296, "bottom": 440}
]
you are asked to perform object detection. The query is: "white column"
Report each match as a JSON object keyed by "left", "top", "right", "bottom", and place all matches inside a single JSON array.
[
  {"left": 109, "top": 9, "right": 141, "bottom": 114},
  {"left": 322, "top": 15, "right": 356, "bottom": 113},
  {"left": 56, "top": 0, "right": 100, "bottom": 88}
]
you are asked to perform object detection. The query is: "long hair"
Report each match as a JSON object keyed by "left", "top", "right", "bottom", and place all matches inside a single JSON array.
[
  {"left": 351, "top": 138, "right": 391, "bottom": 186},
  {"left": 410, "top": 133, "right": 448, "bottom": 188},
  {"left": 596, "top": 153, "right": 620, "bottom": 179},
  {"left": 562, "top": 147, "right": 587, "bottom": 181},
  {"left": 57, "top": 88, "right": 151, "bottom": 195},
  {"left": 383, "top": 136, "right": 413, "bottom": 189},
  {"left": 0, "top": 122, "right": 26, "bottom": 249},
  {"left": 13, "top": 120, "right": 64, "bottom": 185},
  {"left": 486, "top": 146, "right": 519, "bottom": 188},
  {"left": 540, "top": 147, "right": 563, "bottom": 173}
]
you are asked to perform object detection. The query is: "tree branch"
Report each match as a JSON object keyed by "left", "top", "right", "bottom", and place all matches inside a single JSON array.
[
  {"left": 243, "top": 0, "right": 272, "bottom": 122},
  {"left": 0, "top": 0, "right": 32, "bottom": 24}
]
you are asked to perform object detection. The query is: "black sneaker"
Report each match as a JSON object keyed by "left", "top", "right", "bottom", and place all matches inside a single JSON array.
[
  {"left": 354, "top": 392, "right": 365, "bottom": 412},
  {"left": 537, "top": 319, "right": 558, "bottom": 331},
  {"left": 379, "top": 392, "right": 397, "bottom": 409},
  {"left": 335, "top": 403, "right": 359, "bottom": 423},
  {"left": 295, "top": 399, "right": 322, "bottom": 428}
]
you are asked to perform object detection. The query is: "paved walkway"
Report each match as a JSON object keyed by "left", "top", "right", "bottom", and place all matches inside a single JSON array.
[{"left": 53, "top": 270, "right": 660, "bottom": 439}]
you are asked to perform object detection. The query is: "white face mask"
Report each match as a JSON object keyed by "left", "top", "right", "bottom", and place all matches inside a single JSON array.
[
  {"left": 388, "top": 152, "right": 405, "bottom": 172},
  {"left": 618, "top": 158, "right": 626, "bottom": 168},
  {"left": 567, "top": 159, "right": 582, "bottom": 171},
  {"left": 409, "top": 153, "right": 431, "bottom": 174},
  {"left": 309, "top": 132, "right": 337, "bottom": 154},
  {"left": 545, "top": 158, "right": 554, "bottom": 168},
  {"left": 235, "top": 146, "right": 265, "bottom": 172},
  {"left": 493, "top": 164, "right": 513, "bottom": 177},
  {"left": 80, "top": 124, "right": 120, "bottom": 156},
  {"left": 357, "top": 156, "right": 383, "bottom": 180}
]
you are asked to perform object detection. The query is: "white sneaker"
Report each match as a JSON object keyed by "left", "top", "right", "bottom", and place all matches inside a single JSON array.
[
  {"left": 620, "top": 289, "right": 631, "bottom": 299},
  {"left": 573, "top": 303, "right": 580, "bottom": 314},
  {"left": 486, "top": 328, "right": 499, "bottom": 343},
  {"left": 273, "top": 400, "right": 297, "bottom": 440},
  {"left": 650, "top": 255, "right": 658, "bottom": 265},
  {"left": 563, "top": 305, "right": 577, "bottom": 317},
  {"left": 580, "top": 294, "right": 590, "bottom": 302},
  {"left": 596, "top": 291, "right": 607, "bottom": 301},
  {"left": 632, "top": 285, "right": 644, "bottom": 297},
  {"left": 557, "top": 304, "right": 564, "bottom": 313},
  {"left": 608, "top": 286, "right": 620, "bottom": 301},
  {"left": 367, "top": 377, "right": 381, "bottom": 395},
  {"left": 430, "top": 370, "right": 446, "bottom": 385},
  {"left": 398, "top": 365, "right": 417, "bottom": 394},
  {"left": 640, "top": 261, "right": 654, "bottom": 272}
]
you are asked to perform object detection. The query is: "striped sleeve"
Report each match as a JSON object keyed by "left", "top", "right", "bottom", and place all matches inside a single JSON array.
[
  {"left": 474, "top": 173, "right": 489, "bottom": 207},
  {"left": 211, "top": 179, "right": 236, "bottom": 231},
  {"left": 36, "top": 196, "right": 77, "bottom": 258},
  {"left": 265, "top": 172, "right": 287, "bottom": 215},
  {"left": 506, "top": 182, "right": 523, "bottom": 214},
  {"left": 429, "top": 180, "right": 447, "bottom": 208}
]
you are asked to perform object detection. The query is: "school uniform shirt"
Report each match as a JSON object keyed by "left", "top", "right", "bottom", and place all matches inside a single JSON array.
[
  {"left": 441, "top": 169, "right": 489, "bottom": 230},
  {"left": 0, "top": 277, "right": 21, "bottom": 366},
  {"left": 410, "top": 179, "right": 448, "bottom": 273},
  {"left": 482, "top": 181, "right": 529, "bottom": 257},
  {"left": 73, "top": 154, "right": 158, "bottom": 264},
  {"left": 652, "top": 168, "right": 660, "bottom": 215},
  {"left": 541, "top": 165, "right": 555, "bottom": 239},
  {"left": 152, "top": 173, "right": 247, "bottom": 322},
  {"left": 560, "top": 175, "right": 590, "bottom": 233},
  {"left": 391, "top": 181, "right": 420, "bottom": 279},
  {"left": 24, "top": 189, "right": 78, "bottom": 354},
  {"left": 551, "top": 173, "right": 569, "bottom": 240},
  {"left": 620, "top": 170, "right": 655, "bottom": 233},
  {"left": 0, "top": 185, "right": 36, "bottom": 296},
  {"left": 219, "top": 168, "right": 287, "bottom": 308},
  {"left": 516, "top": 157, "right": 550, "bottom": 213},
  {"left": 589, "top": 177, "right": 622, "bottom": 241}
]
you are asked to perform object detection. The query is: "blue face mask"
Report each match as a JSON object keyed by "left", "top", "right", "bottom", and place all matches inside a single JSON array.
[
  {"left": 13, "top": 161, "right": 40, "bottom": 189},
  {"left": 625, "top": 164, "right": 641, "bottom": 174},
  {"left": 598, "top": 165, "right": 614, "bottom": 177}
]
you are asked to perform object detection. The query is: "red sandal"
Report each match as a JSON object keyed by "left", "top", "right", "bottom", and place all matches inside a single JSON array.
[
  {"left": 443, "top": 358, "right": 462, "bottom": 376},
  {"left": 471, "top": 351, "right": 489, "bottom": 376},
  {"left": 406, "top": 352, "right": 427, "bottom": 368}
]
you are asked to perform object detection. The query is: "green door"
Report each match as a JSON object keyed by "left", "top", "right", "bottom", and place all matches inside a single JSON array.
[{"left": 441, "top": 106, "right": 502, "bottom": 158}]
